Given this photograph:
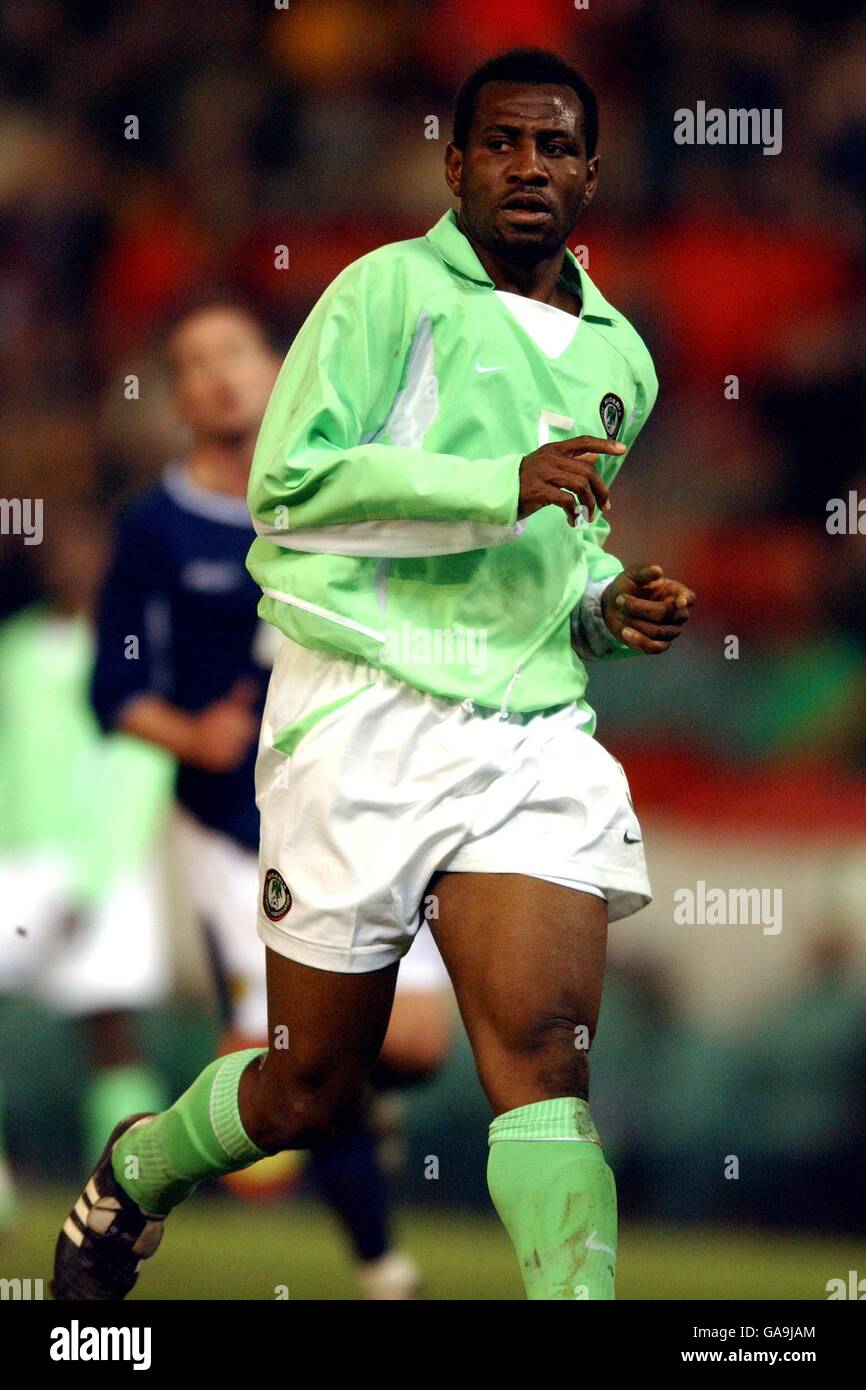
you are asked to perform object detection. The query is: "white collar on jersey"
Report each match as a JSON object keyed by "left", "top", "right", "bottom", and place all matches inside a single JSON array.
[{"left": 494, "top": 289, "right": 582, "bottom": 359}]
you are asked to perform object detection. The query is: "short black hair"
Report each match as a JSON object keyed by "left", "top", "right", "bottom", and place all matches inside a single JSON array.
[
  {"left": 452, "top": 48, "right": 599, "bottom": 158},
  {"left": 157, "top": 285, "right": 282, "bottom": 362}
]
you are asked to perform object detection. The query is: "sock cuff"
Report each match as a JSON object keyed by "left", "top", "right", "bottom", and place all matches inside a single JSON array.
[
  {"left": 209, "top": 1048, "right": 268, "bottom": 1163},
  {"left": 488, "top": 1097, "right": 602, "bottom": 1146}
]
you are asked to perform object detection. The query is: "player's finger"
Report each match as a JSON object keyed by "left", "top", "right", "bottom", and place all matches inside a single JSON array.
[
  {"left": 554, "top": 464, "right": 609, "bottom": 513},
  {"left": 562, "top": 477, "right": 599, "bottom": 521},
  {"left": 644, "top": 579, "right": 696, "bottom": 608},
  {"left": 558, "top": 436, "right": 627, "bottom": 459},
  {"left": 620, "top": 626, "right": 671, "bottom": 654},
  {"left": 619, "top": 618, "right": 684, "bottom": 641},
  {"left": 614, "top": 594, "right": 690, "bottom": 624},
  {"left": 626, "top": 563, "right": 665, "bottom": 586},
  {"left": 540, "top": 485, "right": 579, "bottom": 526}
]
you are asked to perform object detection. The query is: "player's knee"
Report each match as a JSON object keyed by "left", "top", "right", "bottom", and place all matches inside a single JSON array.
[{"left": 487, "top": 1010, "right": 594, "bottom": 1103}]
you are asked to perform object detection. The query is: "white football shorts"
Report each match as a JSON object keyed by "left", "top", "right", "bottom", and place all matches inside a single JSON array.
[
  {"left": 0, "top": 851, "right": 171, "bottom": 1014},
  {"left": 174, "top": 808, "right": 447, "bottom": 1039},
  {"left": 255, "top": 637, "right": 652, "bottom": 975}
]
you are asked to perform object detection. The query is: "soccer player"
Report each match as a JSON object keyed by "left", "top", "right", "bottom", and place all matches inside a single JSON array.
[
  {"left": 54, "top": 48, "right": 695, "bottom": 1302},
  {"left": 0, "top": 516, "right": 174, "bottom": 1194},
  {"left": 84, "top": 297, "right": 449, "bottom": 1297}
]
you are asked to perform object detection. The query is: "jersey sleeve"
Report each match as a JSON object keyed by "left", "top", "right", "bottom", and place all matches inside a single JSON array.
[
  {"left": 90, "top": 501, "right": 170, "bottom": 732},
  {"left": 571, "top": 355, "right": 659, "bottom": 660},
  {"left": 0, "top": 624, "right": 15, "bottom": 850},
  {"left": 247, "top": 257, "right": 523, "bottom": 542},
  {"left": 79, "top": 504, "right": 176, "bottom": 908},
  {"left": 71, "top": 733, "right": 174, "bottom": 910}
]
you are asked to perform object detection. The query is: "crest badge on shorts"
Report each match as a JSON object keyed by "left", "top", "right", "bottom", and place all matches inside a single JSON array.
[
  {"left": 599, "top": 392, "right": 625, "bottom": 440},
  {"left": 263, "top": 868, "right": 292, "bottom": 921}
]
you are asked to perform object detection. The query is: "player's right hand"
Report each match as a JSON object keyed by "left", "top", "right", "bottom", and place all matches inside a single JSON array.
[
  {"left": 517, "top": 435, "right": 626, "bottom": 526},
  {"left": 188, "top": 679, "right": 260, "bottom": 772}
]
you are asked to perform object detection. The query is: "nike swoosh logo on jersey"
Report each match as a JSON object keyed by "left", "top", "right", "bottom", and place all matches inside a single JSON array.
[
  {"left": 623, "top": 831, "right": 642, "bottom": 844},
  {"left": 474, "top": 362, "right": 506, "bottom": 373},
  {"left": 585, "top": 1232, "right": 616, "bottom": 1257}
]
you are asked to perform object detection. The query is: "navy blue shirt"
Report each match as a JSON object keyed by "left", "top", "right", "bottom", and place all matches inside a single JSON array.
[{"left": 92, "top": 466, "right": 272, "bottom": 851}]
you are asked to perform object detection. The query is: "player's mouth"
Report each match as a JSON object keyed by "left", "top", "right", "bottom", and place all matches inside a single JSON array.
[{"left": 500, "top": 194, "right": 553, "bottom": 225}]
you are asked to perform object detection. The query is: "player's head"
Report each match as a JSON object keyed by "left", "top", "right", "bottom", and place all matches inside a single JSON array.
[
  {"left": 164, "top": 293, "right": 281, "bottom": 447},
  {"left": 446, "top": 48, "right": 599, "bottom": 267}
]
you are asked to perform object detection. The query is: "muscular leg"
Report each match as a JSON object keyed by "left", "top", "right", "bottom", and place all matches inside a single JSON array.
[
  {"left": 302, "top": 979, "right": 449, "bottom": 1298},
  {"left": 239, "top": 950, "right": 398, "bottom": 1150},
  {"left": 111, "top": 949, "right": 398, "bottom": 1216},
  {"left": 429, "top": 871, "right": 616, "bottom": 1300},
  {"left": 429, "top": 872, "right": 606, "bottom": 1112}
]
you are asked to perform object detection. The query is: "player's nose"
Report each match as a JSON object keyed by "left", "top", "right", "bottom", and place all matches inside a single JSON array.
[{"left": 506, "top": 141, "right": 548, "bottom": 183}]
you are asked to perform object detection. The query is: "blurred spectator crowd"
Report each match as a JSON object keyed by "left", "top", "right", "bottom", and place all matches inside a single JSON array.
[{"left": 1, "top": 0, "right": 864, "bottom": 767}]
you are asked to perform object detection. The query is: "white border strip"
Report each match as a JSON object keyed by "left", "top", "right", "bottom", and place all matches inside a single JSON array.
[{"left": 260, "top": 586, "right": 386, "bottom": 643}]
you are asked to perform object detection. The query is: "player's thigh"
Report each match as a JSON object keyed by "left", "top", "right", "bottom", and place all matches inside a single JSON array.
[
  {"left": 260, "top": 947, "right": 399, "bottom": 1095},
  {"left": 429, "top": 871, "right": 607, "bottom": 1093}
]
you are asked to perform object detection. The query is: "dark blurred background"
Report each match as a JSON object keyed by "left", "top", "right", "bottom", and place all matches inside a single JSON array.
[{"left": 1, "top": 0, "right": 865, "bottom": 1297}]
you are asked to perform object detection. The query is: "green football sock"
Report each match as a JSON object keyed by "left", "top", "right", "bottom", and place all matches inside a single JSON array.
[
  {"left": 111, "top": 1049, "right": 268, "bottom": 1216},
  {"left": 83, "top": 1065, "right": 167, "bottom": 1167},
  {"left": 488, "top": 1097, "right": 617, "bottom": 1300}
]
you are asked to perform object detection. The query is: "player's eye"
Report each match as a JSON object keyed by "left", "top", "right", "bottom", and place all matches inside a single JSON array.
[{"left": 487, "top": 139, "right": 512, "bottom": 152}]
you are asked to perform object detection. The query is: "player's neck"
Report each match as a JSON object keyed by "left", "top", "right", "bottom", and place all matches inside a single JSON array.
[
  {"left": 185, "top": 440, "right": 254, "bottom": 498},
  {"left": 460, "top": 223, "right": 580, "bottom": 315}
]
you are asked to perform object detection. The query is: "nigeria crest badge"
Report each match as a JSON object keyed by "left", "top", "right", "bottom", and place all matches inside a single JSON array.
[
  {"left": 599, "top": 392, "right": 625, "bottom": 440},
  {"left": 263, "top": 868, "right": 292, "bottom": 922}
]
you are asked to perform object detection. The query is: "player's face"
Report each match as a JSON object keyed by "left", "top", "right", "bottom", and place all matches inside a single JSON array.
[
  {"left": 171, "top": 308, "right": 279, "bottom": 445},
  {"left": 445, "top": 81, "right": 598, "bottom": 266}
]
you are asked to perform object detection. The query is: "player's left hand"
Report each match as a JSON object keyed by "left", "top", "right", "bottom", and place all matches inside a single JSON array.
[{"left": 601, "top": 563, "right": 695, "bottom": 654}]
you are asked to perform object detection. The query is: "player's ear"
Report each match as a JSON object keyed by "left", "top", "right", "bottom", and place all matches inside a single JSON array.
[
  {"left": 444, "top": 143, "right": 463, "bottom": 198},
  {"left": 582, "top": 154, "right": 600, "bottom": 207}
]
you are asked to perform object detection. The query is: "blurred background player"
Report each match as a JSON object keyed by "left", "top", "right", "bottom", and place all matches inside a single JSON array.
[
  {"left": 0, "top": 508, "right": 175, "bottom": 1225},
  {"left": 89, "top": 295, "right": 452, "bottom": 1297}
]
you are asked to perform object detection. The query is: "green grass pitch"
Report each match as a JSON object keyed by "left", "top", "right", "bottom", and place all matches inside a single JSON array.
[{"left": 2, "top": 1190, "right": 858, "bottom": 1300}]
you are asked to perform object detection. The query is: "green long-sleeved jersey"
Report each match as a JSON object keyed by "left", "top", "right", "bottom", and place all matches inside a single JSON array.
[
  {"left": 0, "top": 607, "right": 173, "bottom": 907},
  {"left": 247, "top": 209, "right": 658, "bottom": 721}
]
